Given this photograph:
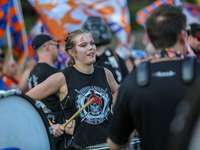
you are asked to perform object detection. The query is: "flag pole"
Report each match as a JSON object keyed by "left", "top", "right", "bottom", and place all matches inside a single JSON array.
[
  {"left": 6, "top": 24, "right": 14, "bottom": 62},
  {"left": 6, "top": 24, "right": 12, "bottom": 48},
  {"left": 13, "top": 0, "right": 28, "bottom": 55},
  {"left": 12, "top": 0, "right": 29, "bottom": 78}
]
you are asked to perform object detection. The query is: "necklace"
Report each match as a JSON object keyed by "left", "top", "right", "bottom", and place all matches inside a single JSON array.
[{"left": 153, "top": 49, "right": 184, "bottom": 59}]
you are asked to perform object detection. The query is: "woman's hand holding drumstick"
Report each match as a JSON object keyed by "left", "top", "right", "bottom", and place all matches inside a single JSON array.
[{"left": 50, "top": 98, "right": 94, "bottom": 137}]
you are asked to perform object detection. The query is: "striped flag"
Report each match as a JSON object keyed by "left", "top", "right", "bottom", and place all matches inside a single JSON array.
[
  {"left": 182, "top": 2, "right": 200, "bottom": 23},
  {"left": 135, "top": 0, "right": 200, "bottom": 45},
  {"left": 0, "top": 0, "right": 9, "bottom": 47},
  {"left": 0, "top": 0, "right": 25, "bottom": 58},
  {"left": 135, "top": 0, "right": 174, "bottom": 28},
  {"left": 135, "top": 0, "right": 174, "bottom": 45}
]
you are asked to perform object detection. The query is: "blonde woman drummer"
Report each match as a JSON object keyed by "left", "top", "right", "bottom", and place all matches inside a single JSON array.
[{"left": 26, "top": 29, "right": 119, "bottom": 149}]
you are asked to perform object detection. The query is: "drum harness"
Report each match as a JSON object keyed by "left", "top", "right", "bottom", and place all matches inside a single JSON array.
[
  {"left": 135, "top": 56, "right": 196, "bottom": 149},
  {"left": 65, "top": 136, "right": 84, "bottom": 150},
  {"left": 39, "top": 101, "right": 65, "bottom": 125},
  {"left": 136, "top": 55, "right": 196, "bottom": 87}
]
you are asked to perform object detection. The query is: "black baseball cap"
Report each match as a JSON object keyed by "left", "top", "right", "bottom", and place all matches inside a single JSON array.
[{"left": 32, "top": 33, "right": 61, "bottom": 50}]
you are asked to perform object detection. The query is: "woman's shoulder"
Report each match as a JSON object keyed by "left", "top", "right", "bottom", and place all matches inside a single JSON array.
[{"left": 94, "top": 65, "right": 110, "bottom": 78}]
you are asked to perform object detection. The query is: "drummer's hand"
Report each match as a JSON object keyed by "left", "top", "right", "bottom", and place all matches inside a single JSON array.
[{"left": 51, "top": 124, "right": 65, "bottom": 137}]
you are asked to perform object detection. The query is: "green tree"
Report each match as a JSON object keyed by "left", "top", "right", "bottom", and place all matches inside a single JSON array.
[{"left": 182, "top": 0, "right": 198, "bottom": 4}]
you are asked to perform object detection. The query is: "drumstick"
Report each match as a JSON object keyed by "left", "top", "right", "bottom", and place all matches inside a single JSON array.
[{"left": 63, "top": 98, "right": 94, "bottom": 128}]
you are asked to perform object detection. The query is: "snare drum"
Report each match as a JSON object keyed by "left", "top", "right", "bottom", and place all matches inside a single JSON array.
[
  {"left": 0, "top": 89, "right": 55, "bottom": 150},
  {"left": 84, "top": 138, "right": 141, "bottom": 150},
  {"left": 84, "top": 143, "right": 109, "bottom": 150},
  {"left": 126, "top": 138, "right": 141, "bottom": 150}
]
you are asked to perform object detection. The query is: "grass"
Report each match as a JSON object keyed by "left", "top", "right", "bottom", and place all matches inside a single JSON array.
[{"left": 24, "top": 16, "right": 38, "bottom": 33}]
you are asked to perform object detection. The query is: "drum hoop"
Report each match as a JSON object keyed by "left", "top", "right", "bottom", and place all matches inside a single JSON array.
[
  {"left": 85, "top": 143, "right": 109, "bottom": 150},
  {"left": 84, "top": 138, "right": 141, "bottom": 150},
  {"left": 0, "top": 89, "right": 56, "bottom": 150}
]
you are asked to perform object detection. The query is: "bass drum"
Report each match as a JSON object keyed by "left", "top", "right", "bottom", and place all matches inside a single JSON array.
[{"left": 0, "top": 89, "right": 55, "bottom": 150}]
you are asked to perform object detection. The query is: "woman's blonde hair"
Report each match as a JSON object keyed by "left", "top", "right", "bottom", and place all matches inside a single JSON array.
[{"left": 65, "top": 29, "right": 91, "bottom": 66}]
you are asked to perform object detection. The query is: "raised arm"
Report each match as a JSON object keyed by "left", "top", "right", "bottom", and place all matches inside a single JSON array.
[
  {"left": 0, "top": 47, "right": 12, "bottom": 78},
  {"left": 26, "top": 72, "right": 66, "bottom": 100}
]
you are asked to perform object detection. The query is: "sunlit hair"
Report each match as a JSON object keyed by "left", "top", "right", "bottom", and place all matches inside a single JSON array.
[{"left": 65, "top": 29, "right": 91, "bottom": 66}]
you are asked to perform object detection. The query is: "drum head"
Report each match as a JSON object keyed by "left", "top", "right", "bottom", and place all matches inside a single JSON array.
[{"left": 0, "top": 89, "right": 55, "bottom": 150}]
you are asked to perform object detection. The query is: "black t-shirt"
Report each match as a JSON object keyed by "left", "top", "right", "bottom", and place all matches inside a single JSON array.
[
  {"left": 108, "top": 59, "right": 200, "bottom": 150},
  {"left": 61, "top": 65, "right": 113, "bottom": 148},
  {"left": 95, "top": 48, "right": 129, "bottom": 84},
  {"left": 28, "top": 63, "right": 62, "bottom": 113}
]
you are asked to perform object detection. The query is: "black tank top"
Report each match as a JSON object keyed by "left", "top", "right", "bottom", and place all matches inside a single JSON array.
[
  {"left": 28, "top": 63, "right": 61, "bottom": 112},
  {"left": 61, "top": 65, "right": 113, "bottom": 148}
]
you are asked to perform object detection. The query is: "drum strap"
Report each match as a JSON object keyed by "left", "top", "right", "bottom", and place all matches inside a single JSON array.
[
  {"left": 40, "top": 101, "right": 65, "bottom": 124},
  {"left": 181, "top": 56, "right": 196, "bottom": 84},
  {"left": 136, "top": 59, "right": 150, "bottom": 86},
  {"left": 40, "top": 101, "right": 56, "bottom": 123},
  {"left": 136, "top": 56, "right": 196, "bottom": 87},
  {"left": 65, "top": 136, "right": 83, "bottom": 150}
]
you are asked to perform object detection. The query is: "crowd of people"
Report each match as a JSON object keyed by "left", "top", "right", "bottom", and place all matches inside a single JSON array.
[{"left": 1, "top": 3, "right": 200, "bottom": 150}]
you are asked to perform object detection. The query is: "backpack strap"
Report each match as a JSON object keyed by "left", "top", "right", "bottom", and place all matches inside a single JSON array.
[
  {"left": 181, "top": 56, "right": 196, "bottom": 84},
  {"left": 136, "top": 59, "right": 151, "bottom": 87},
  {"left": 106, "top": 48, "right": 119, "bottom": 62}
]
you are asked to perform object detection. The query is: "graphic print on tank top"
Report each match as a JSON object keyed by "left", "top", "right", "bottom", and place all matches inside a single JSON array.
[
  {"left": 28, "top": 75, "right": 38, "bottom": 89},
  {"left": 75, "top": 86, "right": 110, "bottom": 125}
]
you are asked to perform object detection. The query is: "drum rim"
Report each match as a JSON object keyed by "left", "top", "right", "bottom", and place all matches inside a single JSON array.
[{"left": 22, "top": 93, "right": 56, "bottom": 150}]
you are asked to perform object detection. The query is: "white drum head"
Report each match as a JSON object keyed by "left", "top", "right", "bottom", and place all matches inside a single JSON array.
[{"left": 0, "top": 90, "right": 55, "bottom": 150}]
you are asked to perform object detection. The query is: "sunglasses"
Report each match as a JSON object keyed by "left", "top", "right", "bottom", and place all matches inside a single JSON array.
[
  {"left": 49, "top": 43, "right": 59, "bottom": 49},
  {"left": 195, "top": 25, "right": 200, "bottom": 41},
  {"left": 196, "top": 32, "right": 200, "bottom": 41},
  {"left": 185, "top": 26, "right": 191, "bottom": 36}
]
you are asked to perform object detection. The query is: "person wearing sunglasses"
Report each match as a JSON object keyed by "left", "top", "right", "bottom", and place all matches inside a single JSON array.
[
  {"left": 28, "top": 33, "right": 66, "bottom": 150},
  {"left": 187, "top": 23, "right": 200, "bottom": 61}
]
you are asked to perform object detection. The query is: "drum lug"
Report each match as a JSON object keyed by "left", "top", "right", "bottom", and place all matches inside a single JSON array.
[
  {"left": 49, "top": 126, "right": 53, "bottom": 134},
  {"left": 35, "top": 101, "right": 41, "bottom": 109},
  {"left": 0, "top": 89, "right": 21, "bottom": 98}
]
